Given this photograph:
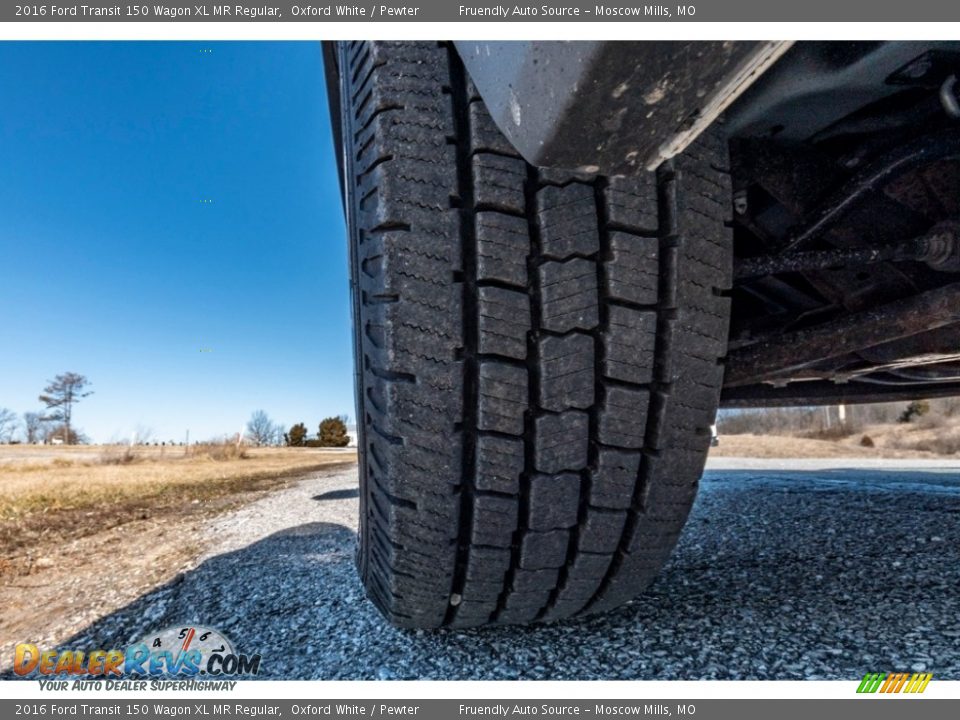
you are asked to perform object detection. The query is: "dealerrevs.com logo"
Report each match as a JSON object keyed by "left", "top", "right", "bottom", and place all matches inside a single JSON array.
[{"left": 14, "top": 625, "right": 261, "bottom": 682}]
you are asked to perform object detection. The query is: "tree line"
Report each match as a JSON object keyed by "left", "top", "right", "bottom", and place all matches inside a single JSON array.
[
  {"left": 245, "top": 410, "right": 352, "bottom": 448},
  {"left": 0, "top": 372, "right": 92, "bottom": 444},
  {"left": 0, "top": 372, "right": 352, "bottom": 448}
]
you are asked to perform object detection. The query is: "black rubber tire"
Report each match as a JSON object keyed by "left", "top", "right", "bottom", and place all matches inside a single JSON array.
[{"left": 338, "top": 41, "right": 732, "bottom": 628}]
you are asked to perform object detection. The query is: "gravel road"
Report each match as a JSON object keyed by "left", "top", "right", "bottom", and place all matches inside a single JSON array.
[{"left": 52, "top": 458, "right": 960, "bottom": 680}]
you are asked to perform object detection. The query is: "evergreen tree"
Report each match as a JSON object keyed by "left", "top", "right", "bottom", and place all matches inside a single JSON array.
[
  {"left": 287, "top": 422, "right": 308, "bottom": 447},
  {"left": 317, "top": 416, "right": 350, "bottom": 447},
  {"left": 39, "top": 372, "right": 92, "bottom": 445}
]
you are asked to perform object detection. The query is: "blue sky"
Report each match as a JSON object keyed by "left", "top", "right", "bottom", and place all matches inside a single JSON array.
[{"left": 0, "top": 42, "right": 354, "bottom": 443}]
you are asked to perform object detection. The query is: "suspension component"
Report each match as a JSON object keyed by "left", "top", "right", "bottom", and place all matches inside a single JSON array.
[
  {"left": 735, "top": 221, "right": 960, "bottom": 280},
  {"left": 724, "top": 281, "right": 960, "bottom": 387},
  {"left": 922, "top": 221, "right": 960, "bottom": 271},
  {"left": 776, "top": 130, "right": 960, "bottom": 254},
  {"left": 940, "top": 74, "right": 960, "bottom": 118}
]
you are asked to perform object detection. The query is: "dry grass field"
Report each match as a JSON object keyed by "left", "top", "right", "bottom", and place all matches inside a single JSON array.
[
  {"left": 711, "top": 433, "right": 929, "bottom": 459},
  {"left": 0, "top": 444, "right": 356, "bottom": 569},
  {"left": 713, "top": 417, "right": 960, "bottom": 459}
]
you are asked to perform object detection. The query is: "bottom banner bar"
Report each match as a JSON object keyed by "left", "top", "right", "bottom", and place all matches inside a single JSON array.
[{"left": 2, "top": 699, "right": 956, "bottom": 720}]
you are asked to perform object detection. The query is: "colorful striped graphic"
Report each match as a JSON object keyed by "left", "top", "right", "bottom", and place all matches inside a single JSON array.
[{"left": 857, "top": 672, "right": 933, "bottom": 694}]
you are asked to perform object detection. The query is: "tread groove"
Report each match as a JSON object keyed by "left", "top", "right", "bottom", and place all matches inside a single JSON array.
[
  {"left": 489, "top": 163, "right": 541, "bottom": 625},
  {"left": 446, "top": 48, "right": 478, "bottom": 627}
]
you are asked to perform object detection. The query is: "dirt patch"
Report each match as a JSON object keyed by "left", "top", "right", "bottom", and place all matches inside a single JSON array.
[
  {"left": 1, "top": 462, "right": 355, "bottom": 575},
  {"left": 0, "top": 462, "right": 357, "bottom": 660}
]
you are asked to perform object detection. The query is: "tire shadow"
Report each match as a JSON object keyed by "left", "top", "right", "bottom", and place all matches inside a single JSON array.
[{"left": 313, "top": 488, "right": 361, "bottom": 502}]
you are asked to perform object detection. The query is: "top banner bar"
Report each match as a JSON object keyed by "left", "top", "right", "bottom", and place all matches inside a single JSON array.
[{"left": 5, "top": 1, "right": 960, "bottom": 22}]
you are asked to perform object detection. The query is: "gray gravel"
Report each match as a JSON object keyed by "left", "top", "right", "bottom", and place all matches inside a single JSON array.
[{"left": 52, "top": 459, "right": 960, "bottom": 680}]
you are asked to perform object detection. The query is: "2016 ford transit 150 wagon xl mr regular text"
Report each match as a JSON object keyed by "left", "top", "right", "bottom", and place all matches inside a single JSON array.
[{"left": 323, "top": 40, "right": 960, "bottom": 628}]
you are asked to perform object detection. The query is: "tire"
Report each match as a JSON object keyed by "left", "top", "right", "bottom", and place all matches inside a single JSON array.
[{"left": 338, "top": 41, "right": 732, "bottom": 628}]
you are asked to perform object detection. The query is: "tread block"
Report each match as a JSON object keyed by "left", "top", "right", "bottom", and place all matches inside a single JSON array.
[
  {"left": 534, "top": 410, "right": 589, "bottom": 473},
  {"left": 603, "top": 174, "right": 658, "bottom": 233},
  {"left": 475, "top": 434, "right": 523, "bottom": 494},
  {"left": 375, "top": 493, "right": 458, "bottom": 546},
  {"left": 470, "top": 494, "right": 518, "bottom": 547},
  {"left": 626, "top": 523, "right": 686, "bottom": 556},
  {"left": 457, "top": 578, "right": 503, "bottom": 604},
  {"left": 579, "top": 508, "right": 628, "bottom": 554},
  {"left": 645, "top": 448, "right": 708, "bottom": 485},
  {"left": 478, "top": 286, "right": 530, "bottom": 359},
  {"left": 539, "top": 166, "right": 597, "bottom": 185},
  {"left": 536, "top": 183, "right": 600, "bottom": 259},
  {"left": 520, "top": 530, "right": 570, "bottom": 570},
  {"left": 528, "top": 473, "right": 580, "bottom": 530},
  {"left": 473, "top": 153, "right": 526, "bottom": 213},
  {"left": 449, "top": 601, "right": 495, "bottom": 628},
  {"left": 538, "top": 553, "right": 612, "bottom": 621},
  {"left": 384, "top": 538, "right": 457, "bottom": 579},
  {"left": 539, "top": 258, "right": 599, "bottom": 332},
  {"left": 603, "top": 305, "right": 656, "bottom": 384},
  {"left": 563, "top": 552, "right": 613, "bottom": 588},
  {"left": 476, "top": 212, "right": 529, "bottom": 286},
  {"left": 495, "top": 606, "right": 541, "bottom": 625},
  {"left": 605, "top": 232, "right": 658, "bottom": 304},
  {"left": 379, "top": 379, "right": 462, "bottom": 432},
  {"left": 502, "top": 594, "right": 552, "bottom": 621},
  {"left": 469, "top": 101, "right": 521, "bottom": 156},
  {"left": 459, "top": 581, "right": 502, "bottom": 600},
  {"left": 538, "top": 332, "right": 594, "bottom": 411},
  {"left": 510, "top": 567, "right": 560, "bottom": 594},
  {"left": 590, "top": 448, "right": 641, "bottom": 509},
  {"left": 598, "top": 386, "right": 649, "bottom": 449},
  {"left": 585, "top": 555, "right": 663, "bottom": 615},
  {"left": 673, "top": 309, "right": 728, "bottom": 361},
  {"left": 478, "top": 362, "right": 527, "bottom": 435},
  {"left": 464, "top": 545, "right": 513, "bottom": 583}
]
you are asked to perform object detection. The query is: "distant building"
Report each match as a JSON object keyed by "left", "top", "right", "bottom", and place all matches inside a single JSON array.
[{"left": 346, "top": 425, "right": 358, "bottom": 448}]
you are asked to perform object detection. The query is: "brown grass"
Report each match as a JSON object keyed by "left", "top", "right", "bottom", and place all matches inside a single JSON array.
[
  {"left": 98, "top": 446, "right": 142, "bottom": 465},
  {"left": 883, "top": 420, "right": 960, "bottom": 455},
  {"left": 709, "top": 434, "right": 891, "bottom": 458},
  {"left": 0, "top": 445, "right": 355, "bottom": 559},
  {"left": 801, "top": 424, "right": 859, "bottom": 441},
  {"left": 711, "top": 416, "right": 960, "bottom": 459},
  {"left": 0, "top": 445, "right": 350, "bottom": 519},
  {"left": 188, "top": 442, "right": 249, "bottom": 461},
  {"left": 709, "top": 432, "right": 950, "bottom": 459}
]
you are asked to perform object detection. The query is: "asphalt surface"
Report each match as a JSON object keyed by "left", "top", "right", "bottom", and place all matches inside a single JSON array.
[{"left": 49, "top": 458, "right": 960, "bottom": 680}]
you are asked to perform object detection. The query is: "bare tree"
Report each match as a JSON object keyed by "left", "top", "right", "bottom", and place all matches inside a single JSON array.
[
  {"left": 0, "top": 408, "right": 18, "bottom": 443},
  {"left": 39, "top": 372, "right": 93, "bottom": 445},
  {"left": 23, "top": 412, "right": 44, "bottom": 444},
  {"left": 132, "top": 424, "right": 154, "bottom": 446},
  {"left": 272, "top": 422, "right": 286, "bottom": 447},
  {"left": 246, "top": 410, "right": 276, "bottom": 447}
]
